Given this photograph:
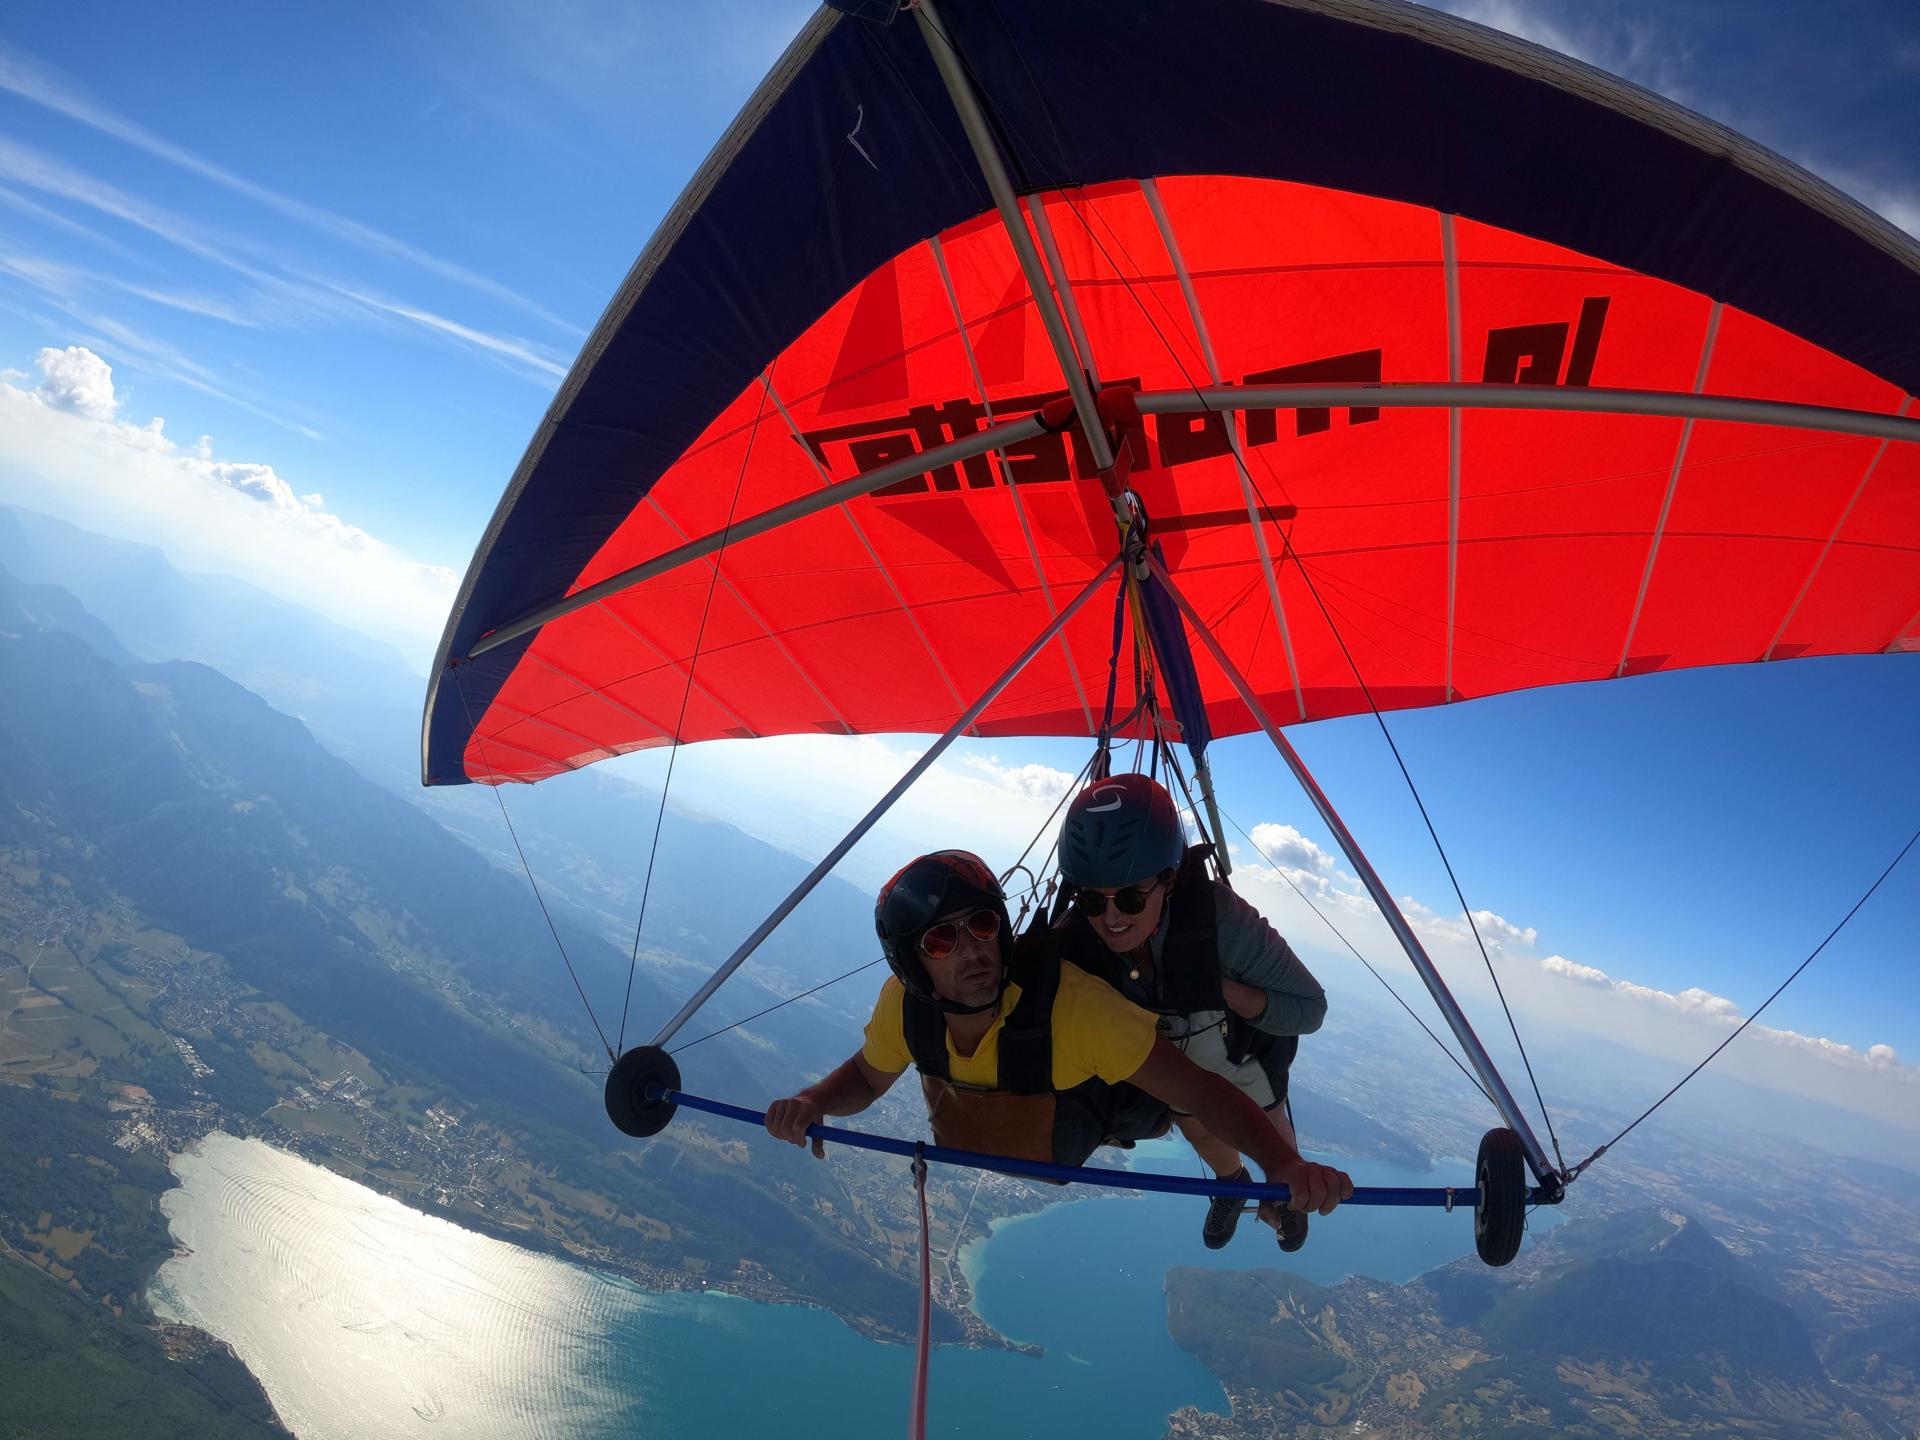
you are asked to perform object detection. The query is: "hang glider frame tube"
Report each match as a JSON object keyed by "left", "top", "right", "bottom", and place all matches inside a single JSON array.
[
  {"left": 464, "top": 412, "right": 1050, "bottom": 661},
  {"left": 458, "top": 382, "right": 1915, "bottom": 669},
  {"left": 662, "top": 1085, "right": 1547, "bottom": 1207},
  {"left": 913, "top": 0, "right": 1116, "bottom": 476},
  {"left": 1147, "top": 554, "right": 1566, "bottom": 1194},
  {"left": 1135, "top": 383, "right": 1920, "bottom": 442},
  {"left": 645, "top": 553, "right": 1125, "bottom": 1050}
]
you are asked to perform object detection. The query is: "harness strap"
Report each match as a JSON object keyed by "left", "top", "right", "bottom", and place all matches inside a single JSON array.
[
  {"left": 902, "top": 991, "right": 950, "bottom": 1080},
  {"left": 899, "top": 948, "right": 1060, "bottom": 1094}
]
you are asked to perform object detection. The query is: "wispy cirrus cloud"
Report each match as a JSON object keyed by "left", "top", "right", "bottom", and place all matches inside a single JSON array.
[
  {"left": 333, "top": 287, "right": 569, "bottom": 380},
  {"left": 0, "top": 134, "right": 571, "bottom": 387},
  {"left": 0, "top": 38, "right": 579, "bottom": 333}
]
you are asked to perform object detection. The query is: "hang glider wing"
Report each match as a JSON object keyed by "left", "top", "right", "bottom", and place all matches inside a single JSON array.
[{"left": 424, "top": 0, "right": 1920, "bottom": 787}]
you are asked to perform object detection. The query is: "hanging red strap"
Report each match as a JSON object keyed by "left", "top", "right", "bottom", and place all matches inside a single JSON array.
[{"left": 908, "top": 1145, "right": 933, "bottom": 1440}]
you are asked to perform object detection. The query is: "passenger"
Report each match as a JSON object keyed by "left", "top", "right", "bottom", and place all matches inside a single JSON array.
[
  {"left": 763, "top": 850, "right": 1351, "bottom": 1221},
  {"left": 1053, "top": 774, "right": 1329, "bottom": 1252}
]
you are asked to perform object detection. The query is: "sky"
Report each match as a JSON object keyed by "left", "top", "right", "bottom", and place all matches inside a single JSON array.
[{"left": 0, "top": 1, "right": 1917, "bottom": 1146}]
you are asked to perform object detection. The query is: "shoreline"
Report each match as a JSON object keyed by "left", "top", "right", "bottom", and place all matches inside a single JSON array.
[{"left": 150, "top": 1130, "right": 1041, "bottom": 1356}]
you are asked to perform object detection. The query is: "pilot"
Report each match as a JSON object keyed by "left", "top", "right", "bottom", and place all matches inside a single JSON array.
[{"left": 763, "top": 850, "right": 1350, "bottom": 1223}]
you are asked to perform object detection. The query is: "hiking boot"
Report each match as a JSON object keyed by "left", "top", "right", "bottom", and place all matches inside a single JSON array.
[
  {"left": 1202, "top": 1165, "right": 1251, "bottom": 1250},
  {"left": 1277, "top": 1207, "right": 1310, "bottom": 1253}
]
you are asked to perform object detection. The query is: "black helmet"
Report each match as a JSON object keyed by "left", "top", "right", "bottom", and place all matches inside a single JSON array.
[
  {"left": 875, "top": 850, "right": 1011, "bottom": 1013},
  {"left": 1060, "top": 773, "right": 1185, "bottom": 888}
]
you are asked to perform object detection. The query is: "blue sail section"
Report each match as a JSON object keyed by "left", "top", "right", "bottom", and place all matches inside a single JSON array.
[{"left": 1140, "top": 544, "right": 1212, "bottom": 764}]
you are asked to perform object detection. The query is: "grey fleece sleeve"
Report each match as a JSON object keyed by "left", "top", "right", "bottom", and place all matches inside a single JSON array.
[{"left": 1212, "top": 882, "right": 1327, "bottom": 1036}]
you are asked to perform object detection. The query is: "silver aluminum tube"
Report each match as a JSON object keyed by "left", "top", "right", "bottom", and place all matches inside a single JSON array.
[
  {"left": 912, "top": 0, "right": 1116, "bottom": 475},
  {"left": 1134, "top": 382, "right": 1920, "bottom": 443},
  {"left": 1192, "top": 752, "right": 1232, "bottom": 879},
  {"left": 647, "top": 554, "right": 1124, "bottom": 1049},
  {"left": 466, "top": 413, "right": 1047, "bottom": 661},
  {"left": 1147, "top": 555, "right": 1560, "bottom": 1184}
]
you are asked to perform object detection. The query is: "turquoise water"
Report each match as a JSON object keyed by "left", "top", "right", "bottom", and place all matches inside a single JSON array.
[{"left": 152, "top": 1135, "right": 1547, "bottom": 1439}]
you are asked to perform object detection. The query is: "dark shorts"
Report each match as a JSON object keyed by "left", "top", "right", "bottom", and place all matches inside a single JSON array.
[{"left": 1053, "top": 1080, "right": 1172, "bottom": 1166}]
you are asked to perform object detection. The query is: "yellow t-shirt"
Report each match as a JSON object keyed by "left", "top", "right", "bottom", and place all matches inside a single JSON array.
[{"left": 861, "top": 964, "right": 1157, "bottom": 1091}]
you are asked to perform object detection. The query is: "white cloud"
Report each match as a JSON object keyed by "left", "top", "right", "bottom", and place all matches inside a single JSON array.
[
  {"left": 335, "top": 289, "right": 569, "bottom": 381},
  {"left": 0, "top": 346, "right": 455, "bottom": 654},
  {"left": 0, "top": 138, "right": 569, "bottom": 387},
  {"left": 1166, "top": 800, "right": 1920, "bottom": 1134},
  {"left": 960, "top": 754, "right": 1079, "bottom": 808},
  {"left": 1541, "top": 953, "right": 1608, "bottom": 985},
  {"left": 1248, "top": 821, "right": 1335, "bottom": 873},
  {"left": 604, "top": 737, "right": 1092, "bottom": 896},
  {"left": 1522, "top": 951, "right": 1920, "bottom": 1125},
  {"left": 0, "top": 38, "right": 577, "bottom": 333},
  {"left": 1396, "top": 895, "right": 1537, "bottom": 957},
  {"left": 1432, "top": 1, "right": 1916, "bottom": 241},
  {"left": 1433, "top": 1, "right": 1701, "bottom": 111},
  {"left": 34, "top": 344, "right": 116, "bottom": 420}
]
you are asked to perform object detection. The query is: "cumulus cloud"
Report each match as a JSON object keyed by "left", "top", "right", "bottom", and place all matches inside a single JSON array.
[
  {"left": 1541, "top": 954, "right": 1608, "bottom": 985},
  {"left": 1522, "top": 951, "right": 1920, "bottom": 1126},
  {"left": 33, "top": 344, "right": 116, "bottom": 420},
  {"left": 0, "top": 345, "right": 456, "bottom": 655},
  {"left": 1248, "top": 821, "right": 1335, "bottom": 873},
  {"left": 1397, "top": 895, "right": 1537, "bottom": 957},
  {"left": 1172, "top": 801, "right": 1920, "bottom": 1133},
  {"left": 961, "top": 755, "right": 1079, "bottom": 808}
]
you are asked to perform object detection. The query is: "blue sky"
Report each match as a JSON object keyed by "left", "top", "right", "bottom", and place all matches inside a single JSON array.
[{"left": 0, "top": 1, "right": 1917, "bottom": 1136}]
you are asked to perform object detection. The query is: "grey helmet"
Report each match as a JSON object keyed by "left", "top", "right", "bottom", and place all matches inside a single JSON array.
[{"left": 1060, "top": 774, "right": 1185, "bottom": 888}]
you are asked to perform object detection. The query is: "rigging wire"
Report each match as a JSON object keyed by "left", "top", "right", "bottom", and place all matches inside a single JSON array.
[
  {"left": 666, "top": 744, "right": 1114, "bottom": 1059},
  {"left": 450, "top": 669, "right": 616, "bottom": 1064},
  {"left": 668, "top": 958, "right": 888, "bottom": 1057},
  {"left": 1567, "top": 826, "right": 1919, "bottom": 1178},
  {"left": 1263, "top": 548, "right": 1570, "bottom": 1172},
  {"left": 615, "top": 378, "right": 773, "bottom": 1055},
  {"left": 1220, "top": 806, "right": 1495, "bottom": 1107}
]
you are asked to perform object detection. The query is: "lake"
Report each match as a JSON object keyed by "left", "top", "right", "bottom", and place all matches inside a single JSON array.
[{"left": 148, "top": 1132, "right": 1541, "bottom": 1438}]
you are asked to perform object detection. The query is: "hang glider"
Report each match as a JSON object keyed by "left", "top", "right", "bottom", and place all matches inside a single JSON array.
[{"left": 421, "top": 0, "right": 1920, "bottom": 1320}]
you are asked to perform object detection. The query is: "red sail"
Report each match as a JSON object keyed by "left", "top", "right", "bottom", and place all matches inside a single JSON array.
[{"left": 455, "top": 179, "right": 1917, "bottom": 784}]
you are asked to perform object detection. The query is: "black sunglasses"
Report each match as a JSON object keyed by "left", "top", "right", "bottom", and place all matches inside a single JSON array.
[{"left": 1074, "top": 872, "right": 1170, "bottom": 917}]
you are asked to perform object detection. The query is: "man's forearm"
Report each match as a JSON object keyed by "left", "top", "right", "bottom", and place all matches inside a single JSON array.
[
  {"left": 1189, "top": 1070, "right": 1299, "bottom": 1177},
  {"left": 799, "top": 1056, "right": 885, "bottom": 1116}
]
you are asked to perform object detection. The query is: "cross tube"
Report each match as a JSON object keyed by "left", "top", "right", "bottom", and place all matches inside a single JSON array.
[
  {"left": 1134, "top": 383, "right": 1920, "bottom": 443},
  {"left": 1147, "top": 555, "right": 1566, "bottom": 1193}
]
